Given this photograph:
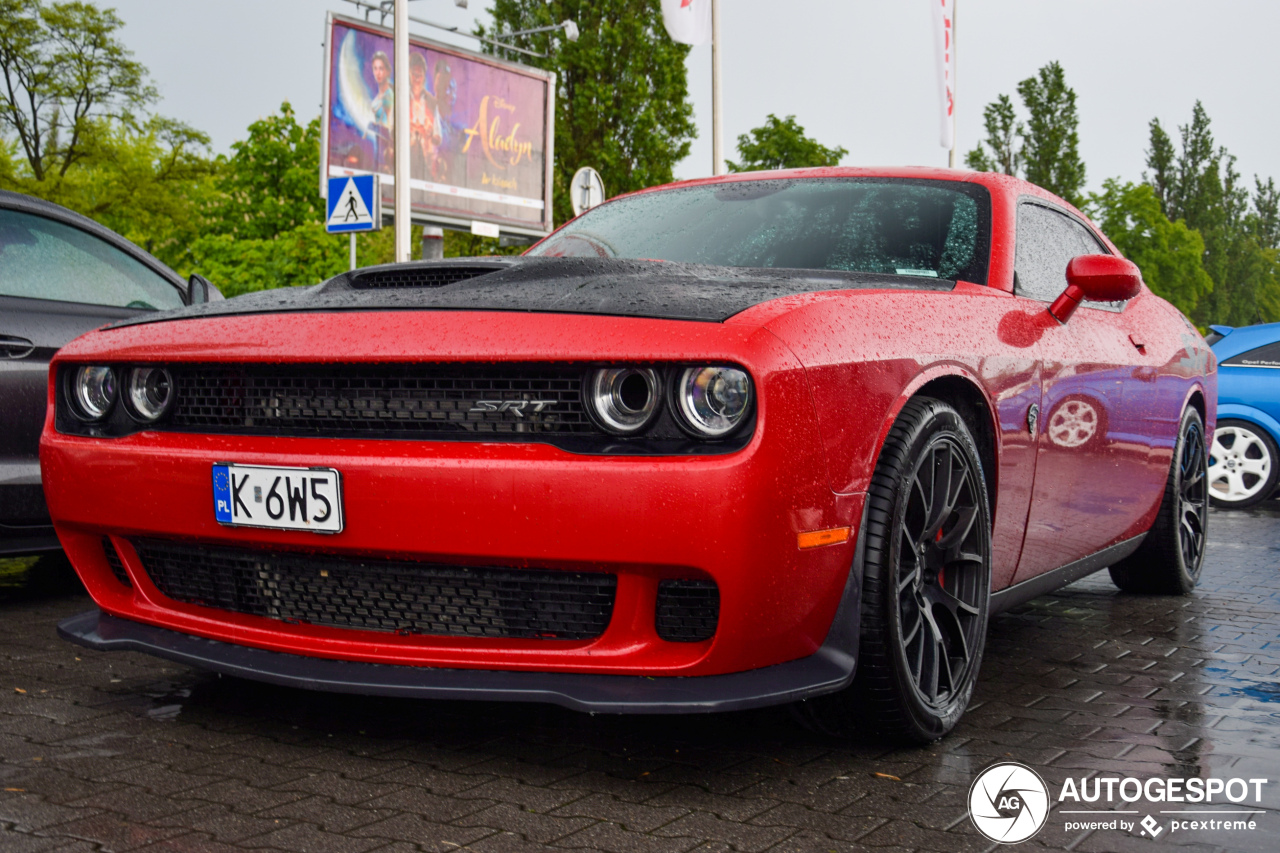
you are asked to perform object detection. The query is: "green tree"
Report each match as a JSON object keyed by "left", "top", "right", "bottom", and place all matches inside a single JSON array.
[
  {"left": 1087, "top": 179, "right": 1213, "bottom": 317},
  {"left": 1143, "top": 102, "right": 1280, "bottom": 326},
  {"left": 1017, "top": 61, "right": 1085, "bottom": 206},
  {"left": 58, "top": 118, "right": 216, "bottom": 271},
  {"left": 0, "top": 0, "right": 151, "bottom": 180},
  {"left": 725, "top": 114, "right": 846, "bottom": 173},
  {"left": 189, "top": 103, "right": 381, "bottom": 296},
  {"left": 0, "top": 0, "right": 214, "bottom": 272},
  {"left": 1143, "top": 118, "right": 1176, "bottom": 215},
  {"left": 964, "top": 94, "right": 1020, "bottom": 176},
  {"left": 481, "top": 0, "right": 696, "bottom": 225},
  {"left": 965, "top": 63, "right": 1085, "bottom": 205},
  {"left": 205, "top": 103, "right": 329, "bottom": 241},
  {"left": 1249, "top": 177, "right": 1280, "bottom": 250}
]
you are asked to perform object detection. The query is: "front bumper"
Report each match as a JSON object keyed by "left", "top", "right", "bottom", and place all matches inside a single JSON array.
[
  {"left": 42, "top": 314, "right": 864, "bottom": 680},
  {"left": 59, "top": 565, "right": 860, "bottom": 713}
]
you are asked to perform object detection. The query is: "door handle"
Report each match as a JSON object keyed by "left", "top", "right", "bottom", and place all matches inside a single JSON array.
[{"left": 0, "top": 335, "right": 36, "bottom": 359}]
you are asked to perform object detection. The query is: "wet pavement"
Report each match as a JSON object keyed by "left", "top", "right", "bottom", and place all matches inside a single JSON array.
[{"left": 1, "top": 505, "right": 1278, "bottom": 853}]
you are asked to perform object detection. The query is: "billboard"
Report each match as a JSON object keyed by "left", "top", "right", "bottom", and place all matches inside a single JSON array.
[{"left": 321, "top": 13, "right": 555, "bottom": 238}]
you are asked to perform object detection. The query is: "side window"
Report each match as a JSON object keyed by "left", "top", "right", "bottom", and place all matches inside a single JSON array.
[
  {"left": 1223, "top": 342, "right": 1280, "bottom": 368},
  {"left": 0, "top": 209, "right": 183, "bottom": 310},
  {"left": 1014, "top": 203, "right": 1114, "bottom": 305}
]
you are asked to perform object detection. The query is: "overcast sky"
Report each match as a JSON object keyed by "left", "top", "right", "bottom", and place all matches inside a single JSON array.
[{"left": 108, "top": 0, "right": 1279, "bottom": 196}]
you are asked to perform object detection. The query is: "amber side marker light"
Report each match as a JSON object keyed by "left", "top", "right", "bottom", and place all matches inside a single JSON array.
[{"left": 797, "top": 527, "right": 852, "bottom": 549}]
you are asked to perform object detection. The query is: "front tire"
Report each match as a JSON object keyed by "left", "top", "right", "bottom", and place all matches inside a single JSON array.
[
  {"left": 1109, "top": 406, "right": 1208, "bottom": 594},
  {"left": 1207, "top": 419, "right": 1278, "bottom": 508},
  {"left": 794, "top": 398, "right": 991, "bottom": 743}
]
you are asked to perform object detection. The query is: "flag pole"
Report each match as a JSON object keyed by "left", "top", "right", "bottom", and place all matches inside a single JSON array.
[
  {"left": 711, "top": 0, "right": 724, "bottom": 176},
  {"left": 948, "top": 0, "right": 958, "bottom": 168},
  {"left": 393, "top": 0, "right": 411, "bottom": 261}
]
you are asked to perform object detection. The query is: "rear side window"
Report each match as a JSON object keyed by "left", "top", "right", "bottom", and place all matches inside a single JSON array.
[
  {"left": 1015, "top": 203, "right": 1117, "bottom": 307},
  {"left": 1223, "top": 341, "right": 1280, "bottom": 368},
  {"left": 0, "top": 209, "right": 183, "bottom": 310}
]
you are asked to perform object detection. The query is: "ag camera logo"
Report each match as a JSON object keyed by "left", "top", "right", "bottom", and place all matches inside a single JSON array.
[{"left": 969, "top": 762, "right": 1050, "bottom": 844}]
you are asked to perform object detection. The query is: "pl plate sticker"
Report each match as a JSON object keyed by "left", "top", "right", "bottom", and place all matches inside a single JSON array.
[{"left": 969, "top": 762, "right": 1050, "bottom": 844}]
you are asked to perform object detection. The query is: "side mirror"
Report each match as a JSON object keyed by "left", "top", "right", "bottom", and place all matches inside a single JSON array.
[
  {"left": 188, "top": 273, "right": 225, "bottom": 305},
  {"left": 1048, "top": 255, "right": 1142, "bottom": 323}
]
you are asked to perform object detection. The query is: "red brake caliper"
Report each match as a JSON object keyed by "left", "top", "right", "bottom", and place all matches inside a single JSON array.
[{"left": 936, "top": 526, "right": 945, "bottom": 588}]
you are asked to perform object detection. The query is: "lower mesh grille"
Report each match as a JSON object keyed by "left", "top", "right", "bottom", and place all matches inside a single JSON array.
[
  {"left": 102, "top": 538, "right": 131, "bottom": 588},
  {"left": 655, "top": 579, "right": 719, "bottom": 642},
  {"left": 133, "top": 540, "right": 616, "bottom": 640}
]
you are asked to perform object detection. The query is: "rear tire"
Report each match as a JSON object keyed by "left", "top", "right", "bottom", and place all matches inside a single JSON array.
[
  {"left": 1109, "top": 407, "right": 1208, "bottom": 595},
  {"left": 794, "top": 397, "right": 991, "bottom": 743},
  {"left": 1207, "top": 419, "right": 1278, "bottom": 508}
]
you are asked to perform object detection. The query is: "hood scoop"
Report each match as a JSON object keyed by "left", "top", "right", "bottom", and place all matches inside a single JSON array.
[{"left": 348, "top": 263, "right": 508, "bottom": 289}]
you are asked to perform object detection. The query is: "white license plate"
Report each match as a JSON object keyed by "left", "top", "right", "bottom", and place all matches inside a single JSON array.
[{"left": 212, "top": 463, "right": 344, "bottom": 533}]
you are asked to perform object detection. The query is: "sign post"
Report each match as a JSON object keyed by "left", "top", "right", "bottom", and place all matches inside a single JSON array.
[{"left": 326, "top": 174, "right": 383, "bottom": 270}]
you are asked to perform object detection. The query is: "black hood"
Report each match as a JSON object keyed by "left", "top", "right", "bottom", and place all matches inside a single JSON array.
[{"left": 107, "top": 257, "right": 954, "bottom": 329}]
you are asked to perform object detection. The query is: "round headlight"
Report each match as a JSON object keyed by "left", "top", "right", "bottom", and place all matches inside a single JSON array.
[
  {"left": 674, "top": 366, "right": 753, "bottom": 438},
  {"left": 587, "top": 367, "right": 660, "bottom": 434},
  {"left": 72, "top": 366, "right": 117, "bottom": 420},
  {"left": 125, "top": 367, "right": 174, "bottom": 422}
]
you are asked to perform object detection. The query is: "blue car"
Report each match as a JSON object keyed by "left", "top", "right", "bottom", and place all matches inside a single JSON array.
[{"left": 1207, "top": 322, "right": 1280, "bottom": 507}]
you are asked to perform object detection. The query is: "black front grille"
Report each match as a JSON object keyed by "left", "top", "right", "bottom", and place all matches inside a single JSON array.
[
  {"left": 166, "top": 364, "right": 593, "bottom": 438},
  {"left": 350, "top": 268, "right": 493, "bottom": 289},
  {"left": 655, "top": 579, "right": 719, "bottom": 642},
  {"left": 133, "top": 539, "right": 616, "bottom": 640},
  {"left": 102, "top": 537, "right": 131, "bottom": 588}
]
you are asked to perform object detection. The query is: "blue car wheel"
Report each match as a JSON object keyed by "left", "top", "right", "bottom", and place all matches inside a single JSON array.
[{"left": 1208, "top": 419, "right": 1278, "bottom": 508}]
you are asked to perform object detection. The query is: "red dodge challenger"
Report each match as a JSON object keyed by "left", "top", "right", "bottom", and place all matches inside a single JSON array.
[{"left": 42, "top": 168, "right": 1214, "bottom": 742}]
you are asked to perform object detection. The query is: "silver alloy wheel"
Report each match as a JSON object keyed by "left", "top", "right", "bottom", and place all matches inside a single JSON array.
[{"left": 1208, "top": 425, "right": 1273, "bottom": 503}]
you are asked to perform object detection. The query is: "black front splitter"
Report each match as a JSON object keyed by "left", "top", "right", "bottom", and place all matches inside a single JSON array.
[{"left": 57, "top": 610, "right": 857, "bottom": 715}]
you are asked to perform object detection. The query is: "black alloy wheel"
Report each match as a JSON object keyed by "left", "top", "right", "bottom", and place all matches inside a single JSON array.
[
  {"left": 792, "top": 397, "right": 992, "bottom": 743},
  {"left": 1177, "top": 419, "right": 1209, "bottom": 570},
  {"left": 893, "top": 430, "right": 989, "bottom": 713},
  {"left": 1109, "top": 406, "right": 1208, "bottom": 595}
]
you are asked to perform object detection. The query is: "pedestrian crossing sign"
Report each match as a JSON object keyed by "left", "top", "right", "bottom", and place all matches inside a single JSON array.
[{"left": 326, "top": 174, "right": 382, "bottom": 233}]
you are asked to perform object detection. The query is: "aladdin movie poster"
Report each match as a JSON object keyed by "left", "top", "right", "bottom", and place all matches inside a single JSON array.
[{"left": 322, "top": 15, "right": 554, "bottom": 234}]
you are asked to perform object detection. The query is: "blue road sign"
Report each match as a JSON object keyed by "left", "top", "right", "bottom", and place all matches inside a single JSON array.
[{"left": 326, "top": 174, "right": 382, "bottom": 233}]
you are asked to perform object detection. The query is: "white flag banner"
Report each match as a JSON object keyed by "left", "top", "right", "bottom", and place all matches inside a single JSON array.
[
  {"left": 931, "top": 0, "right": 956, "bottom": 149},
  {"left": 661, "top": 0, "right": 712, "bottom": 46}
]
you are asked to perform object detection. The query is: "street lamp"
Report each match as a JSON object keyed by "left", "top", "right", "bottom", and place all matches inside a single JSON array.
[{"left": 493, "top": 20, "right": 580, "bottom": 44}]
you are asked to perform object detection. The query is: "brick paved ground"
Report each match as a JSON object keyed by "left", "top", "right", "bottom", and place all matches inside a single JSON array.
[{"left": 2, "top": 505, "right": 1278, "bottom": 853}]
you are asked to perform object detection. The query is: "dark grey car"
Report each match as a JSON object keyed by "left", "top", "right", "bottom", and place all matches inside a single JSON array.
[{"left": 0, "top": 190, "right": 215, "bottom": 556}]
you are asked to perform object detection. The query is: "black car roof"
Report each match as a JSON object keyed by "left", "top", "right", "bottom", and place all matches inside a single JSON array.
[{"left": 0, "top": 189, "right": 187, "bottom": 292}]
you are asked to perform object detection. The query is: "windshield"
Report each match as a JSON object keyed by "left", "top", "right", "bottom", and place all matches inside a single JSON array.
[
  {"left": 0, "top": 209, "right": 183, "bottom": 310},
  {"left": 530, "top": 178, "right": 991, "bottom": 283}
]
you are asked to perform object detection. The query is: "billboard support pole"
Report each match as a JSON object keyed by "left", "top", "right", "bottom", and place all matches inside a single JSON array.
[
  {"left": 393, "top": 0, "right": 411, "bottom": 262},
  {"left": 711, "top": 0, "right": 723, "bottom": 176}
]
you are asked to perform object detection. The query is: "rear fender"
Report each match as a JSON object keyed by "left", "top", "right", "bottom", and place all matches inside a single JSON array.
[{"left": 1215, "top": 404, "right": 1280, "bottom": 444}]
